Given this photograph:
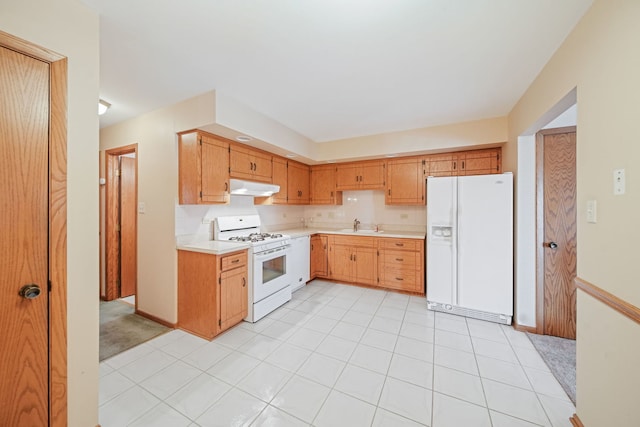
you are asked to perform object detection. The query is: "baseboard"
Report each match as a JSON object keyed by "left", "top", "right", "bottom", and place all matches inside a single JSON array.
[
  {"left": 513, "top": 321, "right": 537, "bottom": 333},
  {"left": 135, "top": 309, "right": 176, "bottom": 329},
  {"left": 570, "top": 413, "right": 584, "bottom": 427}
]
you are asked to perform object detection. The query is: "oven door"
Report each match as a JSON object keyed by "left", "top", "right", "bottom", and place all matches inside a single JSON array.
[{"left": 253, "top": 245, "right": 292, "bottom": 302}]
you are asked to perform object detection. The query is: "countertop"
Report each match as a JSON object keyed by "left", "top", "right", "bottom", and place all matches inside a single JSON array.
[
  {"left": 176, "top": 240, "right": 250, "bottom": 255},
  {"left": 280, "top": 228, "right": 426, "bottom": 240}
]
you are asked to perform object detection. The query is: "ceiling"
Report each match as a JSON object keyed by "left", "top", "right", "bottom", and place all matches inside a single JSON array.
[{"left": 84, "top": 0, "right": 593, "bottom": 142}]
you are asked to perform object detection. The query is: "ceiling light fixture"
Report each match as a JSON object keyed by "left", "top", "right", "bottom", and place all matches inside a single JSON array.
[
  {"left": 236, "top": 135, "right": 252, "bottom": 142},
  {"left": 98, "top": 99, "right": 111, "bottom": 115}
]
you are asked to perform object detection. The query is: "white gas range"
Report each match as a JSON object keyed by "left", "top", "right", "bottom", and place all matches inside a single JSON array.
[{"left": 214, "top": 215, "right": 292, "bottom": 322}]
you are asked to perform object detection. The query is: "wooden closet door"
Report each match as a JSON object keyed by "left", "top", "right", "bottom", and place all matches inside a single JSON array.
[
  {"left": 537, "top": 128, "right": 577, "bottom": 339},
  {"left": 0, "top": 45, "right": 50, "bottom": 426}
]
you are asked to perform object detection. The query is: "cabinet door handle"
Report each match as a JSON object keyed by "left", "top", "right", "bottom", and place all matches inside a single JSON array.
[
  {"left": 224, "top": 182, "right": 228, "bottom": 192},
  {"left": 353, "top": 254, "right": 356, "bottom": 262},
  {"left": 395, "top": 277, "right": 404, "bottom": 281},
  {"left": 462, "top": 160, "right": 465, "bottom": 169},
  {"left": 388, "top": 189, "right": 391, "bottom": 196},
  {"left": 232, "top": 259, "right": 240, "bottom": 264},
  {"left": 395, "top": 243, "right": 404, "bottom": 247},
  {"left": 395, "top": 258, "right": 404, "bottom": 261},
  {"left": 242, "top": 277, "right": 246, "bottom": 287}
]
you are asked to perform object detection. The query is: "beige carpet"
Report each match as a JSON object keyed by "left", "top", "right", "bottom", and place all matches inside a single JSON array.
[
  {"left": 527, "top": 332, "right": 576, "bottom": 404},
  {"left": 100, "top": 300, "right": 170, "bottom": 361}
]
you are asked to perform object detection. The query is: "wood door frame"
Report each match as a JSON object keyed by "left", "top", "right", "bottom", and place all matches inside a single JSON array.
[
  {"left": 0, "top": 30, "right": 68, "bottom": 426},
  {"left": 104, "top": 144, "right": 138, "bottom": 304},
  {"left": 535, "top": 126, "right": 576, "bottom": 334}
]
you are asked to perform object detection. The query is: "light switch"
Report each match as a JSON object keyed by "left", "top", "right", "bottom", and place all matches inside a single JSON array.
[
  {"left": 586, "top": 200, "right": 597, "bottom": 223},
  {"left": 614, "top": 169, "right": 625, "bottom": 195},
  {"left": 138, "top": 202, "right": 145, "bottom": 214}
]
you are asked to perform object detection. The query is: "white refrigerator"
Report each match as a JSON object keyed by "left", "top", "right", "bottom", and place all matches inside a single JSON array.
[{"left": 426, "top": 173, "right": 513, "bottom": 324}]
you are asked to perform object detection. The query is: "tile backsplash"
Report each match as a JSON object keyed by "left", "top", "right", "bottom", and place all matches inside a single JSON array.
[{"left": 175, "top": 190, "right": 426, "bottom": 242}]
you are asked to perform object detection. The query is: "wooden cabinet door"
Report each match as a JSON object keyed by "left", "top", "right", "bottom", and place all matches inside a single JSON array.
[
  {"left": 426, "top": 153, "right": 458, "bottom": 177},
  {"left": 354, "top": 247, "right": 376, "bottom": 286},
  {"left": 178, "top": 131, "right": 230, "bottom": 205},
  {"left": 287, "top": 161, "right": 309, "bottom": 204},
  {"left": 335, "top": 164, "right": 360, "bottom": 190},
  {"left": 359, "top": 161, "right": 385, "bottom": 189},
  {"left": 230, "top": 144, "right": 272, "bottom": 182},
  {"left": 270, "top": 157, "right": 288, "bottom": 204},
  {"left": 329, "top": 243, "right": 353, "bottom": 282},
  {"left": 311, "top": 235, "right": 328, "bottom": 278},
  {"left": 178, "top": 251, "right": 219, "bottom": 339},
  {"left": 459, "top": 148, "right": 501, "bottom": 176},
  {"left": 251, "top": 151, "right": 273, "bottom": 182},
  {"left": 229, "top": 145, "right": 253, "bottom": 180},
  {"left": 386, "top": 157, "right": 425, "bottom": 205},
  {"left": 201, "top": 134, "right": 230, "bottom": 203},
  {"left": 219, "top": 266, "right": 248, "bottom": 333},
  {"left": 310, "top": 165, "right": 340, "bottom": 205}
]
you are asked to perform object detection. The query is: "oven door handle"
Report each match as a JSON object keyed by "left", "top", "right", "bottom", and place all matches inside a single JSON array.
[{"left": 254, "top": 245, "right": 291, "bottom": 260}]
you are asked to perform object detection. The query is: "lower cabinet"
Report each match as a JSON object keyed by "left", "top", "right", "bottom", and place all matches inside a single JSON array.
[
  {"left": 328, "top": 235, "right": 377, "bottom": 286},
  {"left": 323, "top": 235, "right": 425, "bottom": 294},
  {"left": 178, "top": 249, "right": 248, "bottom": 340},
  {"left": 378, "top": 238, "right": 424, "bottom": 293},
  {"left": 311, "top": 234, "right": 329, "bottom": 279}
]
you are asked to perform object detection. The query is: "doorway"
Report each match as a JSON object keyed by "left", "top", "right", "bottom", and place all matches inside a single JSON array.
[
  {"left": 0, "top": 31, "right": 68, "bottom": 425},
  {"left": 104, "top": 145, "right": 138, "bottom": 304},
  {"left": 536, "top": 127, "right": 577, "bottom": 339}
]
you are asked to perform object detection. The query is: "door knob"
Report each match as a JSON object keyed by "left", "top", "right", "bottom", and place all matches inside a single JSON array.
[
  {"left": 19, "top": 284, "right": 41, "bottom": 299},
  {"left": 545, "top": 241, "right": 558, "bottom": 249}
]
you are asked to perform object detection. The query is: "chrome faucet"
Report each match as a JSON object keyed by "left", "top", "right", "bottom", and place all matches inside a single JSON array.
[{"left": 353, "top": 218, "right": 361, "bottom": 232}]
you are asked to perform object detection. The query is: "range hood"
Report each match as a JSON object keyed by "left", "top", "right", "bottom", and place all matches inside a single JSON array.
[{"left": 229, "top": 179, "right": 280, "bottom": 197}]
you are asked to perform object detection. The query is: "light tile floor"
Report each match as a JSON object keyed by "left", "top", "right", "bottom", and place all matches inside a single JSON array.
[{"left": 99, "top": 280, "right": 575, "bottom": 427}]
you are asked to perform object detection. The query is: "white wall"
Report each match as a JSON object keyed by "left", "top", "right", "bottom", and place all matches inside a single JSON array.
[
  {"left": 508, "top": 1, "right": 640, "bottom": 423},
  {"left": 0, "top": 1, "right": 100, "bottom": 425},
  {"left": 175, "top": 191, "right": 426, "bottom": 242}
]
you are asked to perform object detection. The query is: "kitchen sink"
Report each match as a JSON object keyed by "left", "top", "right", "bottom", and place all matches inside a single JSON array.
[{"left": 338, "top": 229, "right": 383, "bottom": 234}]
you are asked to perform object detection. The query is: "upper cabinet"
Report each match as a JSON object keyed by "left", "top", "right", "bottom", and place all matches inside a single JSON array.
[
  {"left": 386, "top": 156, "right": 425, "bottom": 205},
  {"left": 177, "top": 129, "right": 502, "bottom": 207},
  {"left": 335, "top": 160, "right": 385, "bottom": 191},
  {"left": 424, "top": 148, "right": 501, "bottom": 177},
  {"left": 287, "top": 160, "right": 310, "bottom": 205},
  {"left": 178, "top": 131, "right": 230, "bottom": 204},
  {"left": 456, "top": 148, "right": 501, "bottom": 175},
  {"left": 229, "top": 143, "right": 272, "bottom": 183},
  {"left": 269, "top": 156, "right": 288, "bottom": 205},
  {"left": 310, "top": 165, "right": 342, "bottom": 205}
]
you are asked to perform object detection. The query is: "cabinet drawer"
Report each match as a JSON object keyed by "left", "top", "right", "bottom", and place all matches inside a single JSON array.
[
  {"left": 381, "top": 250, "right": 418, "bottom": 269},
  {"left": 381, "top": 269, "right": 420, "bottom": 292},
  {"left": 332, "top": 235, "right": 376, "bottom": 248},
  {"left": 220, "top": 251, "right": 247, "bottom": 271},
  {"left": 379, "top": 238, "right": 423, "bottom": 251}
]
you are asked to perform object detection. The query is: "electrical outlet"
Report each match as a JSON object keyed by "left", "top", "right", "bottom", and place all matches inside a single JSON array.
[
  {"left": 138, "top": 202, "right": 146, "bottom": 214},
  {"left": 400, "top": 214, "right": 409, "bottom": 219}
]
